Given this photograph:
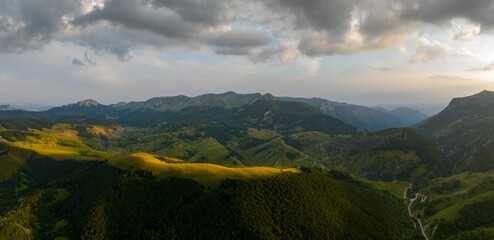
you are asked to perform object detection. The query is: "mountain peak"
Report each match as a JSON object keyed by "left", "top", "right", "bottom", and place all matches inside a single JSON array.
[
  {"left": 447, "top": 90, "right": 494, "bottom": 111},
  {"left": 475, "top": 90, "right": 494, "bottom": 97},
  {"left": 219, "top": 91, "right": 237, "bottom": 96},
  {"left": 77, "top": 99, "right": 100, "bottom": 107},
  {"left": 263, "top": 93, "right": 276, "bottom": 101}
]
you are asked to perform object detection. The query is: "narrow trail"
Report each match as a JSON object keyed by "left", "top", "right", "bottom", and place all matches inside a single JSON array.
[
  {"left": 297, "top": 153, "right": 308, "bottom": 162},
  {"left": 404, "top": 184, "right": 429, "bottom": 240}
]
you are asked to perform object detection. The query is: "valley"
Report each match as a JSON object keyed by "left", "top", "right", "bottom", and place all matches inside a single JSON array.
[{"left": 0, "top": 91, "right": 493, "bottom": 239}]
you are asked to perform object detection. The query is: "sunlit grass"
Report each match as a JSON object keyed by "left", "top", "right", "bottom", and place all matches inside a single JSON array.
[
  {"left": 0, "top": 124, "right": 110, "bottom": 160},
  {"left": 109, "top": 152, "right": 299, "bottom": 185}
]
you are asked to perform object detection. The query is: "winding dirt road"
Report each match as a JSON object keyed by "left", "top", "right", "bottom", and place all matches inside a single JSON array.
[{"left": 404, "top": 184, "right": 429, "bottom": 240}]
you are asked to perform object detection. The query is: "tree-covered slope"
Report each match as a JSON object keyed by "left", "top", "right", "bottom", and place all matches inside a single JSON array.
[
  {"left": 0, "top": 157, "right": 415, "bottom": 240},
  {"left": 286, "top": 128, "right": 446, "bottom": 186},
  {"left": 414, "top": 90, "right": 494, "bottom": 173}
]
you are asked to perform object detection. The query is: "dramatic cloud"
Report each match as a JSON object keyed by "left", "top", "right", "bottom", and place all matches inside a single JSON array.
[
  {"left": 207, "top": 30, "right": 272, "bottom": 56},
  {"left": 72, "top": 0, "right": 200, "bottom": 40},
  {"left": 0, "top": 0, "right": 82, "bottom": 51},
  {"left": 1, "top": 0, "right": 494, "bottom": 62},
  {"left": 151, "top": 0, "right": 228, "bottom": 25},
  {"left": 262, "top": 0, "right": 357, "bottom": 34},
  {"left": 401, "top": 0, "right": 494, "bottom": 29}
]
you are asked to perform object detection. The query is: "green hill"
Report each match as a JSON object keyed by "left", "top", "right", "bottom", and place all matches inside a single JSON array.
[
  {"left": 411, "top": 170, "right": 494, "bottom": 239},
  {"left": 0, "top": 154, "right": 415, "bottom": 240}
]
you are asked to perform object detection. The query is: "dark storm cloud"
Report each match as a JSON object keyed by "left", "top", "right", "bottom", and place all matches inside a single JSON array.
[
  {"left": 402, "top": 0, "right": 494, "bottom": 29},
  {"left": 151, "top": 0, "right": 228, "bottom": 25},
  {"left": 72, "top": 0, "right": 199, "bottom": 40},
  {"left": 258, "top": 0, "right": 407, "bottom": 56},
  {"left": 207, "top": 30, "right": 271, "bottom": 48},
  {"left": 0, "top": 0, "right": 82, "bottom": 51},
  {"left": 65, "top": 24, "right": 167, "bottom": 61},
  {"left": 262, "top": 0, "right": 358, "bottom": 34},
  {"left": 17, "top": 0, "right": 80, "bottom": 37},
  {"left": 209, "top": 30, "right": 272, "bottom": 57},
  {"left": 69, "top": 0, "right": 273, "bottom": 60},
  {"left": 215, "top": 47, "right": 252, "bottom": 56}
]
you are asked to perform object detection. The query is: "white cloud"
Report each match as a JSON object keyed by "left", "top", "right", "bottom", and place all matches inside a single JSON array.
[
  {"left": 451, "top": 19, "right": 481, "bottom": 40},
  {"left": 398, "top": 45, "right": 408, "bottom": 56},
  {"left": 279, "top": 47, "right": 297, "bottom": 65},
  {"left": 411, "top": 37, "right": 452, "bottom": 62},
  {"left": 455, "top": 47, "right": 477, "bottom": 59},
  {"left": 299, "top": 57, "right": 320, "bottom": 77},
  {"left": 278, "top": 41, "right": 299, "bottom": 65}
]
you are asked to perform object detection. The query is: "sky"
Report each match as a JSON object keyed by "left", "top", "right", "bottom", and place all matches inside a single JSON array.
[{"left": 0, "top": 0, "right": 493, "bottom": 108}]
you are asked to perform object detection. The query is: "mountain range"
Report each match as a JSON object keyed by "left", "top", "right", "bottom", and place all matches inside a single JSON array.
[
  {"left": 0, "top": 90, "right": 493, "bottom": 239},
  {"left": 37, "top": 91, "right": 427, "bottom": 130}
]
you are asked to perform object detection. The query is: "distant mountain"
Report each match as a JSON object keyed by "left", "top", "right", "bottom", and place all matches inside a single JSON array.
[
  {"left": 414, "top": 90, "right": 494, "bottom": 173},
  {"left": 0, "top": 102, "right": 54, "bottom": 111},
  {"left": 6, "top": 93, "right": 430, "bottom": 131},
  {"left": 2, "top": 94, "right": 355, "bottom": 136},
  {"left": 0, "top": 105, "right": 15, "bottom": 111},
  {"left": 375, "top": 103, "right": 447, "bottom": 116},
  {"left": 232, "top": 99, "right": 357, "bottom": 135},
  {"left": 45, "top": 99, "right": 117, "bottom": 117},
  {"left": 388, "top": 107, "right": 429, "bottom": 126},
  {"left": 278, "top": 97, "right": 404, "bottom": 130},
  {"left": 76, "top": 99, "right": 101, "bottom": 107},
  {"left": 120, "top": 98, "right": 357, "bottom": 135},
  {"left": 115, "top": 91, "right": 266, "bottom": 112}
]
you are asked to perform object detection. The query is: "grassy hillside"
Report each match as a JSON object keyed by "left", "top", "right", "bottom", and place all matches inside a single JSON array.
[
  {"left": 0, "top": 124, "right": 110, "bottom": 160},
  {"left": 0, "top": 116, "right": 447, "bottom": 189},
  {"left": 411, "top": 170, "right": 494, "bottom": 239},
  {"left": 108, "top": 153, "right": 298, "bottom": 185}
]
